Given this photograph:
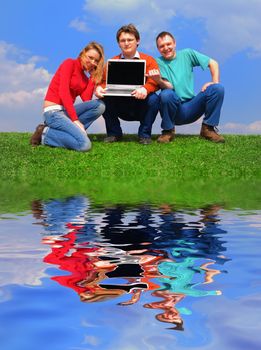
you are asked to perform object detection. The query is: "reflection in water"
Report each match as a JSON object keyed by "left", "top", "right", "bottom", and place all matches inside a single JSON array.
[{"left": 32, "top": 196, "right": 229, "bottom": 330}]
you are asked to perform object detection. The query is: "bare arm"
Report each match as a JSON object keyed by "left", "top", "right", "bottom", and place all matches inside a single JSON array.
[{"left": 201, "top": 59, "right": 220, "bottom": 91}]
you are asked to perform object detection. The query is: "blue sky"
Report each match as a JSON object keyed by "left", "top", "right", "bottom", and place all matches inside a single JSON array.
[{"left": 1, "top": 0, "right": 261, "bottom": 134}]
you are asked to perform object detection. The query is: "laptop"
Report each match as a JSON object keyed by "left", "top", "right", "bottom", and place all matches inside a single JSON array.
[{"left": 104, "top": 59, "right": 146, "bottom": 97}]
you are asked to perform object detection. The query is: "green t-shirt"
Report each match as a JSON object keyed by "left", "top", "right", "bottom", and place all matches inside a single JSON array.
[{"left": 156, "top": 48, "right": 210, "bottom": 101}]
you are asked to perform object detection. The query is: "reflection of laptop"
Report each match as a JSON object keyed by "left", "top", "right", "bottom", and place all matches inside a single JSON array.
[{"left": 104, "top": 59, "right": 146, "bottom": 97}]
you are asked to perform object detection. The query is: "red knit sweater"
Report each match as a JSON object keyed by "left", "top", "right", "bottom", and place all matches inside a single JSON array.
[
  {"left": 45, "top": 58, "right": 94, "bottom": 121},
  {"left": 100, "top": 52, "right": 159, "bottom": 94}
]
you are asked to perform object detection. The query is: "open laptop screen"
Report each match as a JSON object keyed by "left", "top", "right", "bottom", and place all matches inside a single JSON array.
[{"left": 107, "top": 60, "right": 146, "bottom": 86}]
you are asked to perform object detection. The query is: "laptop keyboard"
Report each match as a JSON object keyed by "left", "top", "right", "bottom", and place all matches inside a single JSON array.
[{"left": 105, "top": 89, "right": 134, "bottom": 95}]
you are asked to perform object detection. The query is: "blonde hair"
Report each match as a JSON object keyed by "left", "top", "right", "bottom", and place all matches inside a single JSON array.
[{"left": 79, "top": 41, "right": 105, "bottom": 84}]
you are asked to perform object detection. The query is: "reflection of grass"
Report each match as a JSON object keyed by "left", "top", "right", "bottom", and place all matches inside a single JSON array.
[{"left": 0, "top": 132, "right": 260, "bottom": 212}]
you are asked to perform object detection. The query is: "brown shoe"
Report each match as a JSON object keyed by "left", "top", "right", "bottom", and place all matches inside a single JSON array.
[
  {"left": 30, "top": 124, "right": 45, "bottom": 146},
  {"left": 104, "top": 135, "right": 122, "bottom": 143},
  {"left": 157, "top": 129, "right": 175, "bottom": 143},
  {"left": 139, "top": 137, "right": 152, "bottom": 145},
  {"left": 200, "top": 124, "right": 225, "bottom": 143}
]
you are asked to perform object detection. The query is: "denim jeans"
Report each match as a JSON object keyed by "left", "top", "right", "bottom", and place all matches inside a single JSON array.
[
  {"left": 42, "top": 100, "right": 105, "bottom": 151},
  {"left": 102, "top": 93, "right": 160, "bottom": 138},
  {"left": 159, "top": 84, "right": 225, "bottom": 130}
]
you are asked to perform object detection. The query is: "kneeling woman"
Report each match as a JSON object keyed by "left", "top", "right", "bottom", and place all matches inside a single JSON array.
[{"left": 30, "top": 42, "right": 105, "bottom": 151}]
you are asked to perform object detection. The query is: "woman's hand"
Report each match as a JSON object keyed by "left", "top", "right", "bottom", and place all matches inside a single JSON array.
[
  {"left": 95, "top": 85, "right": 106, "bottom": 98},
  {"left": 73, "top": 120, "right": 86, "bottom": 132}
]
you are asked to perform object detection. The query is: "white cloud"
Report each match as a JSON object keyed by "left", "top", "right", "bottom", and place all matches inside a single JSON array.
[
  {"left": 222, "top": 120, "right": 261, "bottom": 134},
  {"left": 83, "top": 0, "right": 261, "bottom": 59},
  {"left": 0, "top": 41, "right": 52, "bottom": 131},
  {"left": 0, "top": 215, "right": 49, "bottom": 289},
  {"left": 83, "top": 0, "right": 175, "bottom": 51},
  {"left": 169, "top": 0, "right": 261, "bottom": 60},
  {"left": 0, "top": 88, "right": 47, "bottom": 108},
  {"left": 84, "top": 0, "right": 142, "bottom": 13},
  {"left": 69, "top": 18, "right": 90, "bottom": 33},
  {"left": 172, "top": 119, "right": 261, "bottom": 135},
  {"left": 0, "top": 41, "right": 51, "bottom": 93},
  {"left": 87, "top": 114, "right": 106, "bottom": 134}
]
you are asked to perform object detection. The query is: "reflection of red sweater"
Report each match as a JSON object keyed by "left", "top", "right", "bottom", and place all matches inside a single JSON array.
[
  {"left": 43, "top": 226, "right": 99, "bottom": 294},
  {"left": 45, "top": 58, "right": 95, "bottom": 122},
  {"left": 100, "top": 52, "right": 159, "bottom": 94}
]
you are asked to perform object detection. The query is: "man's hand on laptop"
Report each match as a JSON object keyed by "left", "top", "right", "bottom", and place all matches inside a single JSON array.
[
  {"left": 131, "top": 87, "right": 147, "bottom": 99},
  {"left": 95, "top": 86, "right": 106, "bottom": 98}
]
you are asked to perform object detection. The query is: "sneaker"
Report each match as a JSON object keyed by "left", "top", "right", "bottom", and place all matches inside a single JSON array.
[
  {"left": 139, "top": 137, "right": 152, "bottom": 145},
  {"left": 30, "top": 124, "right": 45, "bottom": 146},
  {"left": 157, "top": 129, "right": 175, "bottom": 143},
  {"left": 200, "top": 124, "right": 225, "bottom": 143},
  {"left": 104, "top": 136, "right": 122, "bottom": 143}
]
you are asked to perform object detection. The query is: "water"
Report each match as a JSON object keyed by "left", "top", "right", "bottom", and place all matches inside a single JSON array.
[{"left": 0, "top": 195, "right": 260, "bottom": 350}]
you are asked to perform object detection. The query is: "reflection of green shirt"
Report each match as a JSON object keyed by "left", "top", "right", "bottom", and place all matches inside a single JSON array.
[
  {"left": 156, "top": 49, "right": 210, "bottom": 101},
  {"left": 158, "top": 258, "right": 218, "bottom": 297}
]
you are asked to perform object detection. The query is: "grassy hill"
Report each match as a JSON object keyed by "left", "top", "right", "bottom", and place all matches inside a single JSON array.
[{"left": 0, "top": 132, "right": 260, "bottom": 213}]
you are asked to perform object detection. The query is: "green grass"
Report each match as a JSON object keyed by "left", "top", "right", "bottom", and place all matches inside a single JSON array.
[
  {"left": 2, "top": 132, "right": 260, "bottom": 179},
  {"left": 0, "top": 132, "right": 260, "bottom": 213}
]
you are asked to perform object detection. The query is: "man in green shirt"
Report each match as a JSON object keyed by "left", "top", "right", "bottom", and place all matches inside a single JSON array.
[{"left": 154, "top": 31, "right": 225, "bottom": 143}]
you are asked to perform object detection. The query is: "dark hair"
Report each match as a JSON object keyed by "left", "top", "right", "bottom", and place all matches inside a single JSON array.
[
  {"left": 116, "top": 24, "right": 140, "bottom": 42},
  {"left": 156, "top": 31, "right": 175, "bottom": 46}
]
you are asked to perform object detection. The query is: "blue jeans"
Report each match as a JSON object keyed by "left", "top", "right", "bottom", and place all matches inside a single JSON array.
[
  {"left": 42, "top": 100, "right": 105, "bottom": 151},
  {"left": 102, "top": 93, "right": 160, "bottom": 138},
  {"left": 159, "top": 84, "right": 224, "bottom": 130}
]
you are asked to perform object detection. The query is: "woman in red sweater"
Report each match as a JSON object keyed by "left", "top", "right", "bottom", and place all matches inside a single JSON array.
[{"left": 30, "top": 42, "right": 105, "bottom": 151}]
